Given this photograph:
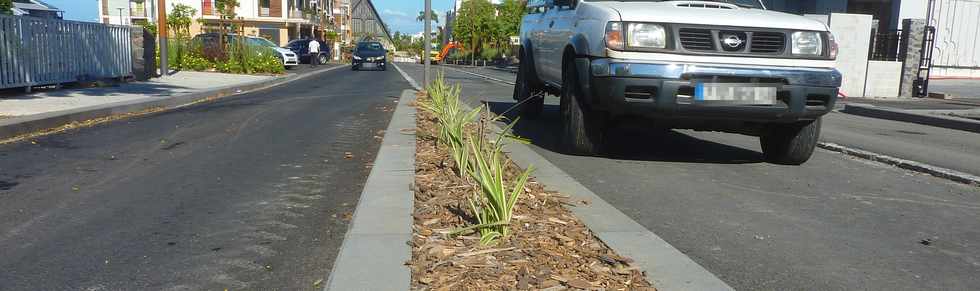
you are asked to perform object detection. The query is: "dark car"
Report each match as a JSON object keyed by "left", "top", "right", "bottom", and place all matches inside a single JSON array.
[
  {"left": 285, "top": 38, "right": 331, "bottom": 64},
  {"left": 351, "top": 41, "right": 387, "bottom": 71}
]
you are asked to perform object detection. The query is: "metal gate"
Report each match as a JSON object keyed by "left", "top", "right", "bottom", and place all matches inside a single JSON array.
[{"left": 925, "top": 0, "right": 980, "bottom": 77}]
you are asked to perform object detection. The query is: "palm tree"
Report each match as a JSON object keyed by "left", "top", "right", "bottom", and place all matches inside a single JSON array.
[{"left": 417, "top": 10, "right": 439, "bottom": 23}]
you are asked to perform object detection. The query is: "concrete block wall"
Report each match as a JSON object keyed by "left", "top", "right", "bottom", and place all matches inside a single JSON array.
[
  {"left": 865, "top": 61, "right": 903, "bottom": 97},
  {"left": 830, "top": 13, "right": 874, "bottom": 97}
]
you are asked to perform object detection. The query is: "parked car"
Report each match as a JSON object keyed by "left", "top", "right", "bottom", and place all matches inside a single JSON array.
[
  {"left": 190, "top": 33, "right": 298, "bottom": 69},
  {"left": 247, "top": 36, "right": 299, "bottom": 69},
  {"left": 285, "top": 38, "right": 331, "bottom": 65},
  {"left": 514, "top": 0, "right": 841, "bottom": 165},
  {"left": 351, "top": 41, "right": 387, "bottom": 71}
]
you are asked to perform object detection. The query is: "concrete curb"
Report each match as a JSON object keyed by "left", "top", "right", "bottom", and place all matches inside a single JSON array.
[
  {"left": 323, "top": 88, "right": 416, "bottom": 291},
  {"left": 818, "top": 142, "right": 980, "bottom": 186},
  {"left": 0, "top": 65, "right": 344, "bottom": 141},
  {"left": 396, "top": 63, "right": 733, "bottom": 291},
  {"left": 841, "top": 103, "right": 980, "bottom": 134}
]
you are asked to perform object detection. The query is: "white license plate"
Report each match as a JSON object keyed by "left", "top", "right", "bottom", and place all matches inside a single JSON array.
[{"left": 694, "top": 83, "right": 778, "bottom": 105}]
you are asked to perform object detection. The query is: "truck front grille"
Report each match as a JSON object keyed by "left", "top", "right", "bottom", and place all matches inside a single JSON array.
[
  {"left": 675, "top": 26, "right": 797, "bottom": 57},
  {"left": 679, "top": 28, "right": 715, "bottom": 51},
  {"left": 750, "top": 32, "right": 786, "bottom": 54}
]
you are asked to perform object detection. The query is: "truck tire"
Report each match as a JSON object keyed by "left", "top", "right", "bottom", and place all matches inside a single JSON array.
[
  {"left": 514, "top": 49, "right": 543, "bottom": 118},
  {"left": 760, "top": 118, "right": 821, "bottom": 165},
  {"left": 560, "top": 58, "right": 604, "bottom": 155}
]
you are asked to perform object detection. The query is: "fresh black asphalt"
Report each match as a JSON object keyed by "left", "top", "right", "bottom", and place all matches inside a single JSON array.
[
  {"left": 400, "top": 63, "right": 980, "bottom": 290},
  {"left": 0, "top": 66, "right": 410, "bottom": 290}
]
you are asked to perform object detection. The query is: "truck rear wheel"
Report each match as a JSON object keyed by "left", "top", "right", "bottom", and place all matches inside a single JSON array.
[
  {"left": 760, "top": 118, "right": 821, "bottom": 165},
  {"left": 560, "top": 58, "right": 604, "bottom": 155},
  {"left": 514, "top": 49, "right": 543, "bottom": 119}
]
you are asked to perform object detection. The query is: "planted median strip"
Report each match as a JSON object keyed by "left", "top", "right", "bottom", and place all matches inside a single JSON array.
[{"left": 409, "top": 75, "right": 655, "bottom": 289}]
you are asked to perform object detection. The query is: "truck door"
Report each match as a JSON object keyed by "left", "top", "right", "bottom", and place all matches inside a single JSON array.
[
  {"left": 524, "top": 0, "right": 547, "bottom": 78},
  {"left": 541, "top": 0, "right": 577, "bottom": 84}
]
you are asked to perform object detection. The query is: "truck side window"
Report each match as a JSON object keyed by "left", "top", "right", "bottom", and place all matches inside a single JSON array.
[{"left": 527, "top": 0, "right": 546, "bottom": 14}]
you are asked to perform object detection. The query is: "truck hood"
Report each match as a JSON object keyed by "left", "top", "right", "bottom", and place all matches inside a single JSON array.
[{"left": 597, "top": 1, "right": 828, "bottom": 31}]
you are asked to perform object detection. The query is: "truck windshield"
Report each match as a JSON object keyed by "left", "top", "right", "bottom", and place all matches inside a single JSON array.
[{"left": 591, "top": 0, "right": 764, "bottom": 9}]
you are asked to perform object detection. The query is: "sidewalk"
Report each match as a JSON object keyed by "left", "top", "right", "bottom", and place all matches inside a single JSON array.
[
  {"left": 841, "top": 97, "right": 980, "bottom": 133},
  {"left": 0, "top": 65, "right": 342, "bottom": 141},
  {"left": 0, "top": 72, "right": 270, "bottom": 117},
  {"left": 929, "top": 78, "right": 980, "bottom": 99}
]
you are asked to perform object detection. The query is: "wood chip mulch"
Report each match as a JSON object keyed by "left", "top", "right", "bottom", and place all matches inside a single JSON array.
[{"left": 408, "top": 97, "right": 655, "bottom": 291}]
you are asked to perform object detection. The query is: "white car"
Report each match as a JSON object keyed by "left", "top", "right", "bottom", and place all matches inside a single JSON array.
[
  {"left": 515, "top": 0, "right": 841, "bottom": 165},
  {"left": 248, "top": 36, "right": 299, "bottom": 68}
]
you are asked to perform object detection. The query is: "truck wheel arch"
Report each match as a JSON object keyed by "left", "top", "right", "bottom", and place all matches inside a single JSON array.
[
  {"left": 568, "top": 34, "right": 591, "bottom": 57},
  {"left": 562, "top": 44, "right": 596, "bottom": 107}
]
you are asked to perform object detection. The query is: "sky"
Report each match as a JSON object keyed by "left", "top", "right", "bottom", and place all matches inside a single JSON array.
[{"left": 46, "top": 0, "right": 455, "bottom": 35}]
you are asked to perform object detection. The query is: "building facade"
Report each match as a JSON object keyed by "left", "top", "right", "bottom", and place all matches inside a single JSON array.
[
  {"left": 11, "top": 0, "right": 62, "bottom": 19},
  {"left": 96, "top": 0, "right": 335, "bottom": 46},
  {"left": 349, "top": 0, "right": 393, "bottom": 50}
]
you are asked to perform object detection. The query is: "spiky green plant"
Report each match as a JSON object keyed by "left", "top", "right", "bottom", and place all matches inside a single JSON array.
[
  {"left": 452, "top": 116, "right": 533, "bottom": 245},
  {"left": 419, "top": 73, "right": 481, "bottom": 176}
]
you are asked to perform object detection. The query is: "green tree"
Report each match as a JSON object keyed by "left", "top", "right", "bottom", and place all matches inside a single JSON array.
[
  {"left": 168, "top": 4, "right": 197, "bottom": 39},
  {"left": 0, "top": 0, "right": 12, "bottom": 15},
  {"left": 453, "top": 0, "right": 495, "bottom": 60},
  {"left": 495, "top": 0, "right": 525, "bottom": 47},
  {"left": 215, "top": 0, "right": 240, "bottom": 33},
  {"left": 417, "top": 10, "right": 439, "bottom": 23}
]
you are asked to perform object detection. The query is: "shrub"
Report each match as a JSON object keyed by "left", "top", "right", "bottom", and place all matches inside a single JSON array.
[{"left": 479, "top": 47, "right": 501, "bottom": 61}]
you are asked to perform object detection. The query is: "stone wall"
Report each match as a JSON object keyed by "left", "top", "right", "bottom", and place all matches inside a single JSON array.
[{"left": 898, "top": 19, "right": 925, "bottom": 97}]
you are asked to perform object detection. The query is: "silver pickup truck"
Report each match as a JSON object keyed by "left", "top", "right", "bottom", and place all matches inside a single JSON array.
[{"left": 514, "top": 0, "right": 842, "bottom": 165}]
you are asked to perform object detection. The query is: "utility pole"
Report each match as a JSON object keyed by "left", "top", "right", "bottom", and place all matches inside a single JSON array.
[
  {"left": 424, "top": 0, "right": 431, "bottom": 87},
  {"left": 158, "top": 0, "right": 168, "bottom": 77}
]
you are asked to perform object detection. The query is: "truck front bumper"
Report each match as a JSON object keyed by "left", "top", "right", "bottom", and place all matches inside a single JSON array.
[{"left": 584, "top": 58, "right": 842, "bottom": 123}]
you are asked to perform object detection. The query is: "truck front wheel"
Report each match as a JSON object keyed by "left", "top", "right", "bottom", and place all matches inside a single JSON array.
[
  {"left": 560, "top": 58, "right": 604, "bottom": 155},
  {"left": 760, "top": 118, "right": 822, "bottom": 165}
]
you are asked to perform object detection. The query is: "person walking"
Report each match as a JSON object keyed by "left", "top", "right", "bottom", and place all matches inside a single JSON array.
[{"left": 308, "top": 38, "right": 321, "bottom": 68}]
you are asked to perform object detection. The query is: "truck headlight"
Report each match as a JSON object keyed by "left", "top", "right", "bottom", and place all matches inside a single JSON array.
[
  {"left": 792, "top": 31, "right": 823, "bottom": 56},
  {"left": 353, "top": 55, "right": 362, "bottom": 60},
  {"left": 627, "top": 23, "right": 667, "bottom": 49}
]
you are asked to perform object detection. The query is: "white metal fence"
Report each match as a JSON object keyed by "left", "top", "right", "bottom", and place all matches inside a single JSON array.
[{"left": 0, "top": 14, "right": 134, "bottom": 90}]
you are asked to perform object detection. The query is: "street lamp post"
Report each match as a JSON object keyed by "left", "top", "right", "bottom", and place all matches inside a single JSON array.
[{"left": 424, "top": 0, "right": 431, "bottom": 87}]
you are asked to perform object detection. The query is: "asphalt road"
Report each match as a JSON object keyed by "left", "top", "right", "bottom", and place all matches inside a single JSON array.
[
  {"left": 0, "top": 65, "right": 409, "bottom": 290},
  {"left": 398, "top": 63, "right": 980, "bottom": 290}
]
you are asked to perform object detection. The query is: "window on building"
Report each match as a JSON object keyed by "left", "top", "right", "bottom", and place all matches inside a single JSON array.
[
  {"left": 132, "top": 1, "right": 145, "bottom": 17},
  {"left": 259, "top": 0, "right": 271, "bottom": 16}
]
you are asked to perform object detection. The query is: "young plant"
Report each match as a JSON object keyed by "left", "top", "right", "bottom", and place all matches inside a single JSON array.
[
  {"left": 419, "top": 74, "right": 480, "bottom": 176},
  {"left": 453, "top": 116, "right": 533, "bottom": 245}
]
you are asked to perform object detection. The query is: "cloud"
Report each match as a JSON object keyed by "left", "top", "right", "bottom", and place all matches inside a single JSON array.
[{"left": 383, "top": 9, "right": 408, "bottom": 17}]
